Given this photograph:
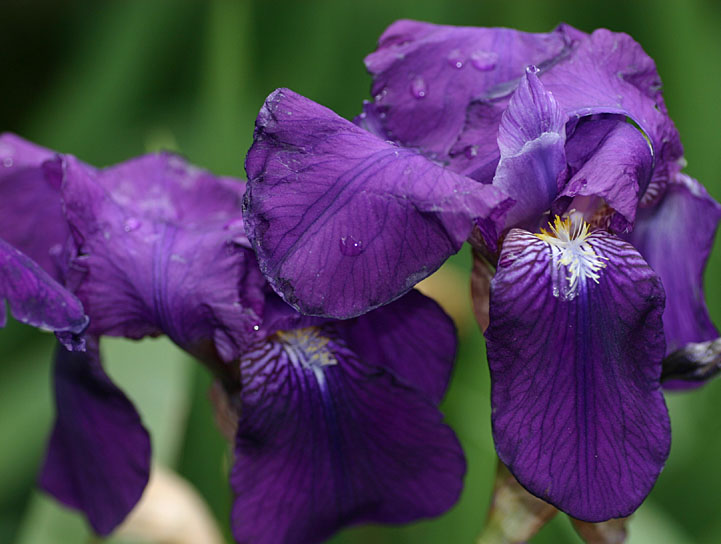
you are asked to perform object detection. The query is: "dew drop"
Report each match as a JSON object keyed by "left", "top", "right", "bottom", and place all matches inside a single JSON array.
[
  {"left": 374, "top": 88, "right": 388, "bottom": 102},
  {"left": 464, "top": 145, "right": 479, "bottom": 159},
  {"left": 123, "top": 217, "right": 141, "bottom": 232},
  {"left": 410, "top": 76, "right": 427, "bottom": 99},
  {"left": 339, "top": 235, "right": 364, "bottom": 256},
  {"left": 470, "top": 50, "right": 498, "bottom": 71},
  {"left": 2, "top": 157, "right": 13, "bottom": 168},
  {"left": 253, "top": 324, "right": 260, "bottom": 331},
  {"left": 447, "top": 49, "right": 465, "bottom": 69}
]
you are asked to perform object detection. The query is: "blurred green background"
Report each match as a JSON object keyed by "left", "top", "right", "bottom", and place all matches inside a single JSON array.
[{"left": 1, "top": 1, "right": 720, "bottom": 543}]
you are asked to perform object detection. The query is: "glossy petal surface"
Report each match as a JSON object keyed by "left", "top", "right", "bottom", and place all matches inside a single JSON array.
[
  {"left": 0, "top": 237, "right": 88, "bottom": 341},
  {"left": 541, "top": 29, "right": 682, "bottom": 173},
  {"left": 335, "top": 289, "right": 456, "bottom": 403},
  {"left": 0, "top": 133, "right": 68, "bottom": 278},
  {"left": 231, "top": 325, "right": 465, "bottom": 544},
  {"left": 60, "top": 154, "right": 262, "bottom": 362},
  {"left": 361, "top": 20, "right": 572, "bottom": 159},
  {"left": 556, "top": 120, "right": 653, "bottom": 231},
  {"left": 629, "top": 173, "right": 721, "bottom": 353},
  {"left": 39, "top": 340, "right": 151, "bottom": 535},
  {"left": 245, "top": 88, "right": 510, "bottom": 319},
  {"left": 486, "top": 228, "right": 669, "bottom": 521},
  {"left": 493, "top": 67, "right": 566, "bottom": 230}
]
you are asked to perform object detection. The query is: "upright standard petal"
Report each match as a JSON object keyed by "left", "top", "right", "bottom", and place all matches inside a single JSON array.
[
  {"left": 0, "top": 133, "right": 69, "bottom": 278},
  {"left": 0, "top": 237, "right": 88, "bottom": 341},
  {"left": 39, "top": 340, "right": 151, "bottom": 535},
  {"left": 244, "top": 88, "right": 510, "bottom": 319},
  {"left": 555, "top": 119, "right": 653, "bottom": 232},
  {"left": 231, "top": 324, "right": 465, "bottom": 544},
  {"left": 361, "top": 20, "right": 573, "bottom": 159},
  {"left": 629, "top": 173, "right": 721, "bottom": 353},
  {"left": 540, "top": 29, "right": 682, "bottom": 176},
  {"left": 492, "top": 67, "right": 566, "bottom": 231},
  {"left": 60, "top": 154, "right": 263, "bottom": 362},
  {"left": 486, "top": 223, "right": 669, "bottom": 521}
]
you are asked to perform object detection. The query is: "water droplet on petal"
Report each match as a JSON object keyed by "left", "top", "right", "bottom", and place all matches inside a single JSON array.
[
  {"left": 339, "top": 235, "right": 364, "bottom": 256},
  {"left": 464, "top": 145, "right": 479, "bottom": 159},
  {"left": 410, "top": 76, "right": 427, "bottom": 99},
  {"left": 253, "top": 324, "right": 260, "bottom": 331},
  {"left": 374, "top": 88, "right": 388, "bottom": 102},
  {"left": 470, "top": 50, "right": 498, "bottom": 71},
  {"left": 2, "top": 157, "right": 13, "bottom": 168},
  {"left": 124, "top": 217, "right": 141, "bottom": 232},
  {"left": 447, "top": 48, "right": 465, "bottom": 69}
]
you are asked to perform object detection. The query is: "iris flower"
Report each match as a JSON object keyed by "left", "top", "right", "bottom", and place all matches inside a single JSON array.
[
  {"left": 242, "top": 21, "right": 721, "bottom": 521},
  {"left": 0, "top": 134, "right": 465, "bottom": 544}
]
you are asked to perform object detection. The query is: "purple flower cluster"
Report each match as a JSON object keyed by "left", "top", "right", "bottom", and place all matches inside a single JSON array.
[
  {"left": 243, "top": 21, "right": 721, "bottom": 522},
  {"left": 0, "top": 135, "right": 464, "bottom": 543},
  {"left": 2, "top": 18, "right": 720, "bottom": 543}
]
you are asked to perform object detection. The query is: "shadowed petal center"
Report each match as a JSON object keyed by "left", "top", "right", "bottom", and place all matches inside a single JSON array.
[{"left": 275, "top": 327, "right": 338, "bottom": 373}]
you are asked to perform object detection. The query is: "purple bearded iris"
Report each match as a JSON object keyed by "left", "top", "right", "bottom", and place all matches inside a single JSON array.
[
  {"left": 0, "top": 133, "right": 465, "bottom": 544},
  {"left": 0, "top": 134, "right": 88, "bottom": 348},
  {"left": 242, "top": 21, "right": 721, "bottom": 521}
]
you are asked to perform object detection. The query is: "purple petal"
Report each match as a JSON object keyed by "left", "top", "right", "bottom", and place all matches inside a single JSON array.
[
  {"left": 555, "top": 118, "right": 653, "bottom": 232},
  {"left": 231, "top": 325, "right": 465, "bottom": 544},
  {"left": 60, "top": 154, "right": 263, "bottom": 362},
  {"left": 244, "top": 88, "right": 510, "bottom": 319},
  {"left": 486, "top": 227, "right": 669, "bottom": 521},
  {"left": 493, "top": 67, "right": 566, "bottom": 230},
  {"left": 0, "top": 133, "right": 69, "bottom": 278},
  {"left": 0, "top": 237, "right": 87, "bottom": 338},
  {"left": 39, "top": 339, "right": 151, "bottom": 535},
  {"left": 334, "top": 289, "right": 457, "bottom": 404},
  {"left": 629, "top": 173, "right": 721, "bottom": 354},
  {"left": 361, "top": 20, "right": 573, "bottom": 160},
  {"left": 541, "top": 29, "right": 683, "bottom": 178}
]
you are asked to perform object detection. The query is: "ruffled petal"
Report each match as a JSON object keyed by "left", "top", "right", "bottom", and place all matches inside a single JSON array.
[
  {"left": 492, "top": 67, "right": 566, "bottom": 230},
  {"left": 244, "top": 88, "right": 510, "bottom": 319},
  {"left": 452, "top": 27, "right": 681, "bottom": 195},
  {"left": 629, "top": 173, "right": 721, "bottom": 353},
  {"left": 0, "top": 237, "right": 88, "bottom": 342},
  {"left": 334, "top": 289, "right": 457, "bottom": 404},
  {"left": 555, "top": 119, "right": 654, "bottom": 232},
  {"left": 60, "top": 154, "right": 263, "bottom": 362},
  {"left": 541, "top": 29, "right": 682, "bottom": 176},
  {"left": 231, "top": 324, "right": 465, "bottom": 544},
  {"left": 0, "top": 133, "right": 68, "bottom": 278},
  {"left": 486, "top": 227, "right": 669, "bottom": 521},
  {"left": 360, "top": 20, "right": 573, "bottom": 160},
  {"left": 39, "top": 339, "right": 151, "bottom": 535}
]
